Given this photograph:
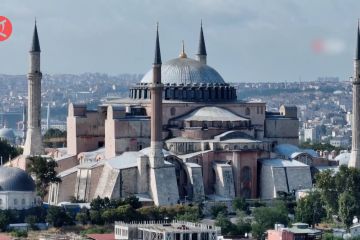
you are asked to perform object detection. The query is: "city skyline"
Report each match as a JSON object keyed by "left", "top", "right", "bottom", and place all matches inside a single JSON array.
[{"left": 0, "top": 0, "right": 359, "bottom": 82}]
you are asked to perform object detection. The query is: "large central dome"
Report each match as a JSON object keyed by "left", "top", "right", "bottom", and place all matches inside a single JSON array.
[{"left": 141, "top": 57, "right": 225, "bottom": 85}]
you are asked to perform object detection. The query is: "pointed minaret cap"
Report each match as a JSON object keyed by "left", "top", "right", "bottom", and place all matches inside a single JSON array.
[
  {"left": 197, "top": 20, "right": 207, "bottom": 56},
  {"left": 356, "top": 19, "right": 360, "bottom": 60},
  {"left": 30, "top": 19, "right": 41, "bottom": 52},
  {"left": 153, "top": 22, "right": 162, "bottom": 65}
]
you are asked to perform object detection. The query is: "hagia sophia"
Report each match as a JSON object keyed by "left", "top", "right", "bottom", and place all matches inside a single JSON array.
[{"left": 6, "top": 21, "right": 339, "bottom": 207}]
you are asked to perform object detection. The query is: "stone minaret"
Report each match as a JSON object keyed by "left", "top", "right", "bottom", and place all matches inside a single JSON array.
[
  {"left": 149, "top": 24, "right": 164, "bottom": 168},
  {"left": 23, "top": 22, "right": 44, "bottom": 156},
  {"left": 196, "top": 21, "right": 207, "bottom": 64},
  {"left": 22, "top": 103, "right": 27, "bottom": 144},
  {"left": 349, "top": 23, "right": 360, "bottom": 168},
  {"left": 148, "top": 24, "right": 179, "bottom": 206}
]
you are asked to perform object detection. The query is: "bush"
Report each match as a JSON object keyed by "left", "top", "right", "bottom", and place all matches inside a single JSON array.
[
  {"left": 233, "top": 198, "right": 249, "bottom": 213},
  {"left": 25, "top": 215, "right": 38, "bottom": 230},
  {"left": 80, "top": 226, "right": 112, "bottom": 236},
  {"left": 211, "top": 204, "right": 228, "bottom": 218},
  {"left": 46, "top": 206, "right": 73, "bottom": 227},
  {"left": 10, "top": 230, "right": 28, "bottom": 238}
]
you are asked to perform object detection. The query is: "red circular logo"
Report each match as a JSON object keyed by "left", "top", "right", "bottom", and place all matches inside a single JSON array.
[{"left": 0, "top": 16, "right": 12, "bottom": 42}]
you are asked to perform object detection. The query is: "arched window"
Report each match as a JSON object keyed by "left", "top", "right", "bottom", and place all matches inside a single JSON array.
[
  {"left": 0, "top": 199, "right": 2, "bottom": 205},
  {"left": 245, "top": 107, "right": 250, "bottom": 116},
  {"left": 21, "top": 199, "right": 25, "bottom": 205},
  {"left": 14, "top": 199, "right": 18, "bottom": 205}
]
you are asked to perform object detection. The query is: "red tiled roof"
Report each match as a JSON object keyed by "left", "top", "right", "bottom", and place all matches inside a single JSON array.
[
  {"left": 86, "top": 233, "right": 115, "bottom": 240},
  {"left": 0, "top": 234, "right": 11, "bottom": 240}
]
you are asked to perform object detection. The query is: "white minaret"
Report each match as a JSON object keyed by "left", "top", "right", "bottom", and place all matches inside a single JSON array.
[
  {"left": 349, "top": 23, "right": 360, "bottom": 168},
  {"left": 23, "top": 21, "right": 44, "bottom": 156}
]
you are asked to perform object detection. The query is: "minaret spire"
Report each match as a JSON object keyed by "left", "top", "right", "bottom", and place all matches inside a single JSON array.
[
  {"left": 154, "top": 22, "right": 162, "bottom": 65},
  {"left": 349, "top": 21, "right": 360, "bottom": 168},
  {"left": 196, "top": 20, "right": 207, "bottom": 64},
  {"left": 356, "top": 20, "right": 360, "bottom": 60},
  {"left": 30, "top": 20, "right": 41, "bottom": 52}
]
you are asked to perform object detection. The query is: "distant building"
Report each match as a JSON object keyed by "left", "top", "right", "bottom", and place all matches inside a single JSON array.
[
  {"left": 0, "top": 127, "right": 16, "bottom": 145},
  {"left": 267, "top": 223, "right": 321, "bottom": 240},
  {"left": 115, "top": 221, "right": 220, "bottom": 240},
  {"left": 330, "top": 137, "right": 350, "bottom": 148},
  {"left": 304, "top": 127, "right": 321, "bottom": 143}
]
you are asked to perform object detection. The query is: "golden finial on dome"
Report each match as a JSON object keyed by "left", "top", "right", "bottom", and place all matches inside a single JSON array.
[{"left": 179, "top": 40, "right": 187, "bottom": 58}]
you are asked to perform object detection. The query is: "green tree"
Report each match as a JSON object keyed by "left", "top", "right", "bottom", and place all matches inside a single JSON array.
[
  {"left": 339, "top": 191, "right": 357, "bottom": 229},
  {"left": 10, "top": 230, "right": 28, "bottom": 238},
  {"left": 210, "top": 204, "right": 228, "bottom": 218},
  {"left": 124, "top": 195, "right": 142, "bottom": 209},
  {"left": 25, "top": 215, "right": 38, "bottom": 230},
  {"left": 75, "top": 207, "right": 89, "bottom": 225},
  {"left": 295, "top": 191, "right": 326, "bottom": 226},
  {"left": 232, "top": 198, "right": 249, "bottom": 213},
  {"left": 251, "top": 201, "right": 288, "bottom": 239},
  {"left": 315, "top": 169, "right": 338, "bottom": 218},
  {"left": 215, "top": 213, "right": 235, "bottom": 235},
  {"left": 46, "top": 206, "right": 73, "bottom": 227},
  {"left": 44, "top": 128, "right": 67, "bottom": 139},
  {"left": 27, "top": 156, "right": 61, "bottom": 199},
  {"left": 176, "top": 211, "right": 200, "bottom": 222},
  {"left": 0, "top": 139, "right": 22, "bottom": 163},
  {"left": 235, "top": 211, "right": 251, "bottom": 236},
  {"left": 89, "top": 210, "right": 104, "bottom": 225},
  {"left": 0, "top": 211, "right": 10, "bottom": 231}
]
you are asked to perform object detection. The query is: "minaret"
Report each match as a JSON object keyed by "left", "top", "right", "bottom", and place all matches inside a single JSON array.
[
  {"left": 148, "top": 24, "right": 179, "bottom": 206},
  {"left": 349, "top": 22, "right": 360, "bottom": 168},
  {"left": 23, "top": 21, "right": 44, "bottom": 156},
  {"left": 149, "top": 23, "right": 164, "bottom": 168},
  {"left": 196, "top": 21, "right": 207, "bottom": 64},
  {"left": 22, "top": 103, "right": 27, "bottom": 144},
  {"left": 46, "top": 103, "right": 50, "bottom": 130}
]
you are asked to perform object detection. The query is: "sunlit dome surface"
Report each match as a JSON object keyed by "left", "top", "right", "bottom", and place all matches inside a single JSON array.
[{"left": 141, "top": 57, "right": 225, "bottom": 85}]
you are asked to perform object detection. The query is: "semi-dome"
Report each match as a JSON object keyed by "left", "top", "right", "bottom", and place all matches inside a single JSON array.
[
  {"left": 0, "top": 167, "right": 35, "bottom": 191},
  {"left": 141, "top": 57, "right": 225, "bottom": 85},
  {"left": 0, "top": 127, "right": 15, "bottom": 144}
]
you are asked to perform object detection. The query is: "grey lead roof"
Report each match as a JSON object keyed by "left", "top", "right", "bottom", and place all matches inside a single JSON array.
[
  {"left": 30, "top": 22, "right": 41, "bottom": 52},
  {"left": 141, "top": 57, "right": 225, "bottom": 85},
  {"left": 0, "top": 167, "right": 35, "bottom": 191},
  {"left": 174, "top": 106, "right": 248, "bottom": 122}
]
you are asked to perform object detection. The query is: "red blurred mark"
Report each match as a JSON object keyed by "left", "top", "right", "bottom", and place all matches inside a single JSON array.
[
  {"left": 0, "top": 16, "right": 12, "bottom": 42},
  {"left": 312, "top": 39, "right": 324, "bottom": 54}
]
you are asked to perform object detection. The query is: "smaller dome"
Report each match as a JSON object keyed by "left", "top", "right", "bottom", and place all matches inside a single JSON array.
[
  {"left": 0, "top": 167, "right": 35, "bottom": 192},
  {"left": 175, "top": 106, "right": 248, "bottom": 122},
  {"left": 0, "top": 127, "right": 15, "bottom": 144}
]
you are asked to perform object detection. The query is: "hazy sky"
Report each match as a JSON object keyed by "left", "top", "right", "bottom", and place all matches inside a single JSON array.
[{"left": 0, "top": 0, "right": 359, "bottom": 82}]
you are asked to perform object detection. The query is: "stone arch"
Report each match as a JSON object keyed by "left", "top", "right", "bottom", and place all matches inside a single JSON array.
[{"left": 166, "top": 156, "right": 192, "bottom": 200}]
